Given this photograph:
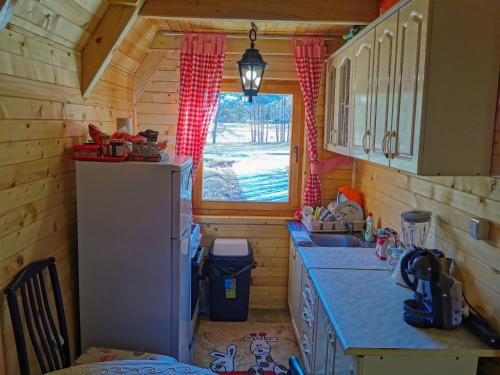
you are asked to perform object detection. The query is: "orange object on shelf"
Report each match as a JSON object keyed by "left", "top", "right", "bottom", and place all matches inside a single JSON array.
[
  {"left": 338, "top": 186, "right": 363, "bottom": 207},
  {"left": 380, "top": 0, "right": 399, "bottom": 14}
]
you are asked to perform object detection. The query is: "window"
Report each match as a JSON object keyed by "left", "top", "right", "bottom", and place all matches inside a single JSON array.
[{"left": 194, "top": 82, "right": 303, "bottom": 214}]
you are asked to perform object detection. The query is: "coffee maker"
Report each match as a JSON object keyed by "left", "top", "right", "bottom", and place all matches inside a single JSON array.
[
  {"left": 400, "top": 248, "right": 464, "bottom": 329},
  {"left": 392, "top": 210, "right": 432, "bottom": 286}
]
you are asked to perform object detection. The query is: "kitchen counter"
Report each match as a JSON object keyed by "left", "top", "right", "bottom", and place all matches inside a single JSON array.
[
  {"left": 309, "top": 268, "right": 498, "bottom": 357},
  {"left": 299, "top": 246, "right": 388, "bottom": 270}
]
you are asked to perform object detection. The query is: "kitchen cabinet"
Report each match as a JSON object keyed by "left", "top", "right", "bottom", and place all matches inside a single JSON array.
[
  {"left": 324, "top": 0, "right": 499, "bottom": 175},
  {"left": 305, "top": 268, "right": 491, "bottom": 375},
  {"left": 389, "top": 0, "right": 428, "bottom": 172},
  {"left": 324, "top": 48, "right": 353, "bottom": 156},
  {"left": 288, "top": 238, "right": 304, "bottom": 340},
  {"left": 351, "top": 29, "right": 375, "bottom": 160},
  {"left": 369, "top": 10, "right": 398, "bottom": 165},
  {"left": 313, "top": 301, "right": 358, "bottom": 375}
]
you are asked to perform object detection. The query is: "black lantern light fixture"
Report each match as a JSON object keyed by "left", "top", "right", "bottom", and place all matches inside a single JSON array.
[{"left": 237, "top": 22, "right": 267, "bottom": 103}]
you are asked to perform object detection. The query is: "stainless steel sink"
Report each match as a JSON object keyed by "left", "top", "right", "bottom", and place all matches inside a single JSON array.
[{"left": 309, "top": 233, "right": 363, "bottom": 247}]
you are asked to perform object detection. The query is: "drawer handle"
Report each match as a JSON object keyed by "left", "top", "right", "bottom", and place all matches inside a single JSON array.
[
  {"left": 300, "top": 340, "right": 311, "bottom": 354},
  {"left": 302, "top": 308, "right": 313, "bottom": 325},
  {"left": 303, "top": 288, "right": 314, "bottom": 305}
]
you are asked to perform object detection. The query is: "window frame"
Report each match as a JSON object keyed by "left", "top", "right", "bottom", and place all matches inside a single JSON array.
[{"left": 193, "top": 80, "right": 304, "bottom": 216}]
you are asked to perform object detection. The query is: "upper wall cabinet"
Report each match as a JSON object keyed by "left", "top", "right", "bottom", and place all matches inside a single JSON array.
[
  {"left": 370, "top": 9, "right": 398, "bottom": 166},
  {"left": 324, "top": 0, "right": 499, "bottom": 176},
  {"left": 324, "top": 48, "right": 353, "bottom": 155},
  {"left": 351, "top": 29, "right": 375, "bottom": 160}
]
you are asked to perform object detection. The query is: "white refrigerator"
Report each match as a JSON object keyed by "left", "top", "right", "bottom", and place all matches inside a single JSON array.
[{"left": 76, "top": 157, "right": 193, "bottom": 363}]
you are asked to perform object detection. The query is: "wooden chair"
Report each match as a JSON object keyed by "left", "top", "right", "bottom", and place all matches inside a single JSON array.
[
  {"left": 287, "top": 356, "right": 305, "bottom": 375},
  {"left": 4, "top": 257, "right": 71, "bottom": 374},
  {"left": 5, "top": 257, "right": 175, "bottom": 375}
]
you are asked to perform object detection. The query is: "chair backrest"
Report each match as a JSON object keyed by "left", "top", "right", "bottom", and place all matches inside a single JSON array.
[
  {"left": 288, "top": 356, "right": 305, "bottom": 375},
  {"left": 4, "top": 257, "right": 71, "bottom": 375}
]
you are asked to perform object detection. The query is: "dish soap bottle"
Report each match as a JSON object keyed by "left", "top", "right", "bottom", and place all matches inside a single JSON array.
[{"left": 364, "top": 212, "right": 375, "bottom": 242}]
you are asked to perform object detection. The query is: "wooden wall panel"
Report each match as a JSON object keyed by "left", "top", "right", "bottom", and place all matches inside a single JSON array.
[
  {"left": 0, "top": 3, "right": 157, "bottom": 374},
  {"left": 136, "top": 50, "right": 179, "bottom": 155},
  {"left": 355, "top": 161, "right": 500, "bottom": 332}
]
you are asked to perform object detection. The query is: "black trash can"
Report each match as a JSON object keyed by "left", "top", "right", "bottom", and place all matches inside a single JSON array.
[{"left": 204, "top": 239, "right": 256, "bottom": 321}]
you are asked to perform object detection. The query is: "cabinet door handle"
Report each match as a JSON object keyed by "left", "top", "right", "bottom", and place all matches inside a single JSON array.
[
  {"left": 331, "top": 129, "right": 338, "bottom": 147},
  {"left": 389, "top": 130, "right": 398, "bottom": 159},
  {"left": 302, "top": 308, "right": 312, "bottom": 325},
  {"left": 362, "top": 130, "right": 370, "bottom": 154},
  {"left": 293, "top": 146, "right": 299, "bottom": 163},
  {"left": 300, "top": 340, "right": 311, "bottom": 354},
  {"left": 382, "top": 131, "right": 390, "bottom": 158}
]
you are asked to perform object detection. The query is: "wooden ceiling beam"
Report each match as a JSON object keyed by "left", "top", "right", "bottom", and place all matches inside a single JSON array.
[
  {"left": 149, "top": 34, "right": 345, "bottom": 56},
  {"left": 140, "top": 0, "right": 379, "bottom": 24},
  {"left": 81, "top": 2, "right": 144, "bottom": 97}
]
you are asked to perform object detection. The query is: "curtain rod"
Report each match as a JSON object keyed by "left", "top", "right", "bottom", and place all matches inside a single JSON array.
[{"left": 159, "top": 30, "right": 340, "bottom": 41}]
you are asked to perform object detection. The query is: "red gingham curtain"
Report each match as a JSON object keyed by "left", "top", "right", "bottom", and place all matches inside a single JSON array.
[
  {"left": 292, "top": 37, "right": 326, "bottom": 207},
  {"left": 175, "top": 33, "right": 227, "bottom": 178}
]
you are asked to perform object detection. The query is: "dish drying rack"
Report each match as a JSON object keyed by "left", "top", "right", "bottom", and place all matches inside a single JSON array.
[{"left": 302, "top": 214, "right": 364, "bottom": 233}]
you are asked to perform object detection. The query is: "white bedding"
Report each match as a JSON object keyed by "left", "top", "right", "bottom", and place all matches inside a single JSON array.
[{"left": 47, "top": 360, "right": 216, "bottom": 374}]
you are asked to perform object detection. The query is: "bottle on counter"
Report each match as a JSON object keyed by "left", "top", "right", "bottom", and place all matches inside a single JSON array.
[
  {"left": 375, "top": 228, "right": 388, "bottom": 259},
  {"left": 364, "top": 212, "right": 375, "bottom": 242}
]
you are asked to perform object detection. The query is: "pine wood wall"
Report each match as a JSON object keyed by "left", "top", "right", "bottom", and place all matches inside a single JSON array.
[
  {"left": 0, "top": 2, "right": 157, "bottom": 373},
  {"left": 136, "top": 42, "right": 352, "bottom": 309}
]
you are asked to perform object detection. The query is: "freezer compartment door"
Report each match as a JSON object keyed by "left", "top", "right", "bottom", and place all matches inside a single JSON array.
[{"left": 172, "top": 165, "right": 193, "bottom": 238}]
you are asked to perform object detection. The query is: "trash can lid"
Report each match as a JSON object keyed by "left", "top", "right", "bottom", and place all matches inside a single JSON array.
[{"left": 212, "top": 239, "right": 249, "bottom": 256}]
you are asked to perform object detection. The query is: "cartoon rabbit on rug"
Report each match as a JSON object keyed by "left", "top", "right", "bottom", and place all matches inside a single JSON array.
[
  {"left": 209, "top": 344, "right": 237, "bottom": 373},
  {"left": 244, "top": 332, "right": 287, "bottom": 375}
]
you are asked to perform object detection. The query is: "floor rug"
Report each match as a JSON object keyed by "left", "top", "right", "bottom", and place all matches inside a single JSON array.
[{"left": 192, "top": 320, "right": 299, "bottom": 375}]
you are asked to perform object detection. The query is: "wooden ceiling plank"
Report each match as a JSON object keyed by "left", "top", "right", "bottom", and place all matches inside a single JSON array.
[
  {"left": 156, "top": 19, "right": 351, "bottom": 37},
  {"left": 150, "top": 33, "right": 344, "bottom": 56},
  {"left": 133, "top": 50, "right": 165, "bottom": 103},
  {"left": 140, "top": 0, "right": 379, "bottom": 24},
  {"left": 81, "top": 3, "right": 141, "bottom": 97}
]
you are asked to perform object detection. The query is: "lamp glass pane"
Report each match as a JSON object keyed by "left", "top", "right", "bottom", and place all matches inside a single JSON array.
[
  {"left": 240, "top": 66, "right": 252, "bottom": 90},
  {"left": 252, "top": 65, "right": 264, "bottom": 91}
]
